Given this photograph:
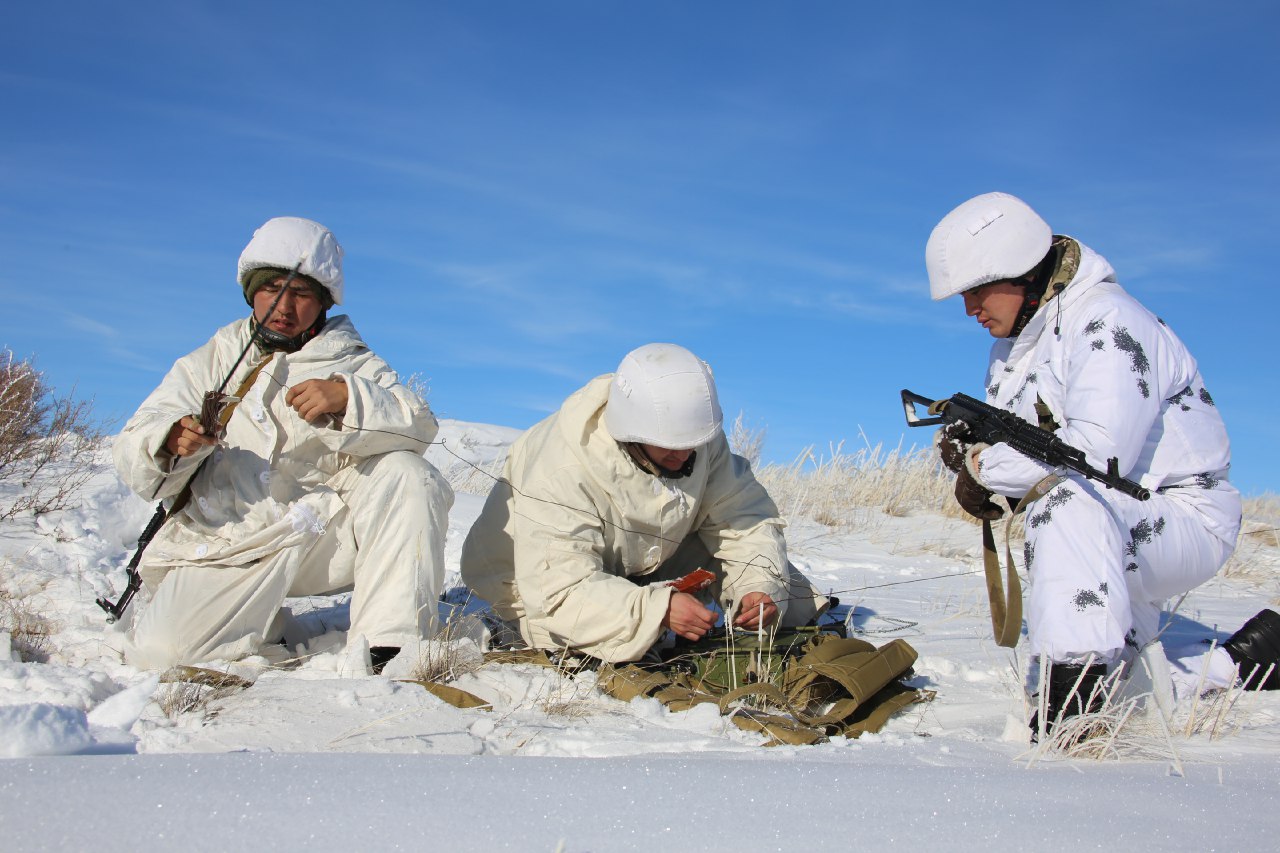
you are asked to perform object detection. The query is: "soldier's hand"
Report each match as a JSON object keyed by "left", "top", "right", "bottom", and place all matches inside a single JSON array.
[
  {"left": 937, "top": 420, "right": 975, "bottom": 474},
  {"left": 662, "top": 592, "right": 718, "bottom": 641},
  {"left": 955, "top": 464, "right": 1004, "bottom": 520},
  {"left": 164, "top": 416, "right": 217, "bottom": 457},
  {"left": 733, "top": 592, "right": 779, "bottom": 630},
  {"left": 287, "top": 378, "right": 348, "bottom": 423}
]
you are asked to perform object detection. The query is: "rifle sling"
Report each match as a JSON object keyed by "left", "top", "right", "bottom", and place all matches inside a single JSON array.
[
  {"left": 981, "top": 472, "right": 1062, "bottom": 648},
  {"left": 167, "top": 356, "right": 271, "bottom": 516},
  {"left": 101, "top": 355, "right": 274, "bottom": 620}
]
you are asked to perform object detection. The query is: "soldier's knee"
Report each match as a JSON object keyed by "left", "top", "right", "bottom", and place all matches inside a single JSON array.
[{"left": 356, "top": 451, "right": 452, "bottom": 503}]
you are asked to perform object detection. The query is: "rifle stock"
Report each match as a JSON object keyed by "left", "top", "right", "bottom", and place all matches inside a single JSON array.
[{"left": 901, "top": 389, "right": 1151, "bottom": 502}]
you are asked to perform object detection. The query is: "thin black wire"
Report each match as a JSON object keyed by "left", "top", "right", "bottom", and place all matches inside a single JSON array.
[{"left": 237, "top": 366, "right": 978, "bottom": 606}]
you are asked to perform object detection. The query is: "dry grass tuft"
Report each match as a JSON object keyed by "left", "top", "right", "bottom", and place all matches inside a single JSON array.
[
  {"left": 757, "top": 438, "right": 972, "bottom": 529},
  {"left": 156, "top": 666, "right": 253, "bottom": 719},
  {"left": 728, "top": 412, "right": 766, "bottom": 470},
  {"left": 539, "top": 689, "right": 595, "bottom": 719},
  {"left": 537, "top": 664, "right": 598, "bottom": 719},
  {"left": 1222, "top": 493, "right": 1280, "bottom": 582},
  {"left": 1025, "top": 648, "right": 1279, "bottom": 768},
  {"left": 0, "top": 565, "right": 56, "bottom": 662},
  {"left": 409, "top": 612, "right": 487, "bottom": 684},
  {"left": 157, "top": 681, "right": 237, "bottom": 719}
]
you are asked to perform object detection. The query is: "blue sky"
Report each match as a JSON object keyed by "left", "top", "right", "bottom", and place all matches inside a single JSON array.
[{"left": 2, "top": 1, "right": 1277, "bottom": 494}]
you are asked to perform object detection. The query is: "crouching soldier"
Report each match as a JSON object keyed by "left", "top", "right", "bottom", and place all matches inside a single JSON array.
[
  {"left": 112, "top": 216, "right": 453, "bottom": 674},
  {"left": 923, "top": 192, "right": 1277, "bottom": 736},
  {"left": 460, "top": 343, "right": 829, "bottom": 664}
]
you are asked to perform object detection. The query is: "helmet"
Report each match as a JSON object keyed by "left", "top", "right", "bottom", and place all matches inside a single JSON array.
[
  {"left": 604, "top": 344, "right": 723, "bottom": 450},
  {"left": 925, "top": 192, "right": 1052, "bottom": 301},
  {"left": 237, "top": 217, "right": 345, "bottom": 305}
]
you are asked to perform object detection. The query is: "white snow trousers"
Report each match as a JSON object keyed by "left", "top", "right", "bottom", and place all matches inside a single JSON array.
[
  {"left": 125, "top": 451, "right": 453, "bottom": 669},
  {"left": 1022, "top": 475, "right": 1239, "bottom": 665}
]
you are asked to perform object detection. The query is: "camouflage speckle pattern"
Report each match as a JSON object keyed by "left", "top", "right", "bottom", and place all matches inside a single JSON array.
[
  {"left": 1168, "top": 386, "right": 1195, "bottom": 412},
  {"left": 1124, "top": 516, "right": 1167, "bottom": 572},
  {"left": 1072, "top": 584, "right": 1107, "bottom": 612},
  {"left": 1112, "top": 327, "right": 1151, "bottom": 398},
  {"left": 1195, "top": 472, "right": 1221, "bottom": 490},
  {"left": 1028, "top": 485, "right": 1074, "bottom": 529},
  {"left": 1011, "top": 372, "right": 1038, "bottom": 405}
]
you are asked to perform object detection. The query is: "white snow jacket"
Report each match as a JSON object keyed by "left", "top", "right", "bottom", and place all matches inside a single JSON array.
[
  {"left": 113, "top": 316, "right": 437, "bottom": 586},
  {"left": 461, "top": 375, "right": 790, "bottom": 662},
  {"left": 975, "top": 240, "right": 1237, "bottom": 546}
]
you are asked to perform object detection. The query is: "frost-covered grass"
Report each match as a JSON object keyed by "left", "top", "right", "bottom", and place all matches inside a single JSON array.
[
  {"left": 758, "top": 440, "right": 969, "bottom": 530},
  {"left": 1224, "top": 493, "right": 1280, "bottom": 586}
]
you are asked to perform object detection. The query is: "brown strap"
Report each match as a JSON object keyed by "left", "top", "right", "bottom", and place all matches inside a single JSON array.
[
  {"left": 980, "top": 472, "right": 1063, "bottom": 647},
  {"left": 981, "top": 519, "right": 1022, "bottom": 647},
  {"left": 728, "top": 709, "right": 826, "bottom": 746},
  {"left": 217, "top": 355, "right": 272, "bottom": 429},
  {"left": 169, "top": 357, "right": 272, "bottom": 516},
  {"left": 401, "top": 680, "right": 492, "bottom": 710}
]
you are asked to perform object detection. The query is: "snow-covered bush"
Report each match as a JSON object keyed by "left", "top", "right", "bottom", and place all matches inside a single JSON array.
[{"left": 0, "top": 350, "right": 107, "bottom": 521}]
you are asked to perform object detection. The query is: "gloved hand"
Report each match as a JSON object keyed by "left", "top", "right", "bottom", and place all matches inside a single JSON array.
[
  {"left": 955, "top": 464, "right": 1004, "bottom": 520},
  {"left": 938, "top": 421, "right": 975, "bottom": 474}
]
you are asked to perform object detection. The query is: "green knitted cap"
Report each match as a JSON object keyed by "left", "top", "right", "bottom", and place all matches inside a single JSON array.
[{"left": 242, "top": 267, "right": 333, "bottom": 309}]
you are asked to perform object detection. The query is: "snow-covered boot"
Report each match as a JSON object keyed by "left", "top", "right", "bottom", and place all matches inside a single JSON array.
[
  {"left": 1030, "top": 662, "right": 1108, "bottom": 741},
  {"left": 1222, "top": 609, "right": 1280, "bottom": 690}
]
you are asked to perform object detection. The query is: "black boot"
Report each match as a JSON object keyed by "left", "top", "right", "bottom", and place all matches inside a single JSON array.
[
  {"left": 1223, "top": 609, "right": 1280, "bottom": 690},
  {"left": 370, "top": 646, "right": 401, "bottom": 675},
  {"left": 1030, "top": 662, "right": 1108, "bottom": 742}
]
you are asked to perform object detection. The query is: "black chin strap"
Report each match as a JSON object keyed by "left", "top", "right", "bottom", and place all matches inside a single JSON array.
[
  {"left": 250, "top": 310, "right": 327, "bottom": 353},
  {"left": 1007, "top": 241, "right": 1064, "bottom": 338}
]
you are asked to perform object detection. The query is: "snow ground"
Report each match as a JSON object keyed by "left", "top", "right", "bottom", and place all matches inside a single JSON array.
[{"left": 2, "top": 420, "right": 1278, "bottom": 851}]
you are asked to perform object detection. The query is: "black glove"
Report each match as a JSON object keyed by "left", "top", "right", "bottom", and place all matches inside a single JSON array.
[
  {"left": 955, "top": 465, "right": 1004, "bottom": 520},
  {"left": 938, "top": 421, "right": 974, "bottom": 474}
]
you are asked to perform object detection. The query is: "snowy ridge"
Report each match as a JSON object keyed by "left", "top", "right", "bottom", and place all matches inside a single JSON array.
[{"left": 1, "top": 424, "right": 1278, "bottom": 850}]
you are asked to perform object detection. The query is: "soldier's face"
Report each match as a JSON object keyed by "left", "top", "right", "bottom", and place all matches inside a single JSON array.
[
  {"left": 253, "top": 278, "right": 324, "bottom": 338},
  {"left": 641, "top": 444, "right": 693, "bottom": 471},
  {"left": 962, "top": 280, "right": 1027, "bottom": 338}
]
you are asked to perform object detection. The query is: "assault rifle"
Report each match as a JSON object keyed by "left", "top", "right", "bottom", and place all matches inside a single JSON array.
[
  {"left": 95, "top": 262, "right": 304, "bottom": 622},
  {"left": 900, "top": 389, "right": 1151, "bottom": 502}
]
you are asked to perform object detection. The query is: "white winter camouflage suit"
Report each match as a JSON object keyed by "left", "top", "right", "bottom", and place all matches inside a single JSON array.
[
  {"left": 974, "top": 239, "right": 1241, "bottom": 664},
  {"left": 113, "top": 316, "right": 453, "bottom": 668},
  {"left": 461, "top": 374, "right": 826, "bottom": 663}
]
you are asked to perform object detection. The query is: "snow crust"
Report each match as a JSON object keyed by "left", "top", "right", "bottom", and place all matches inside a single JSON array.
[{"left": 1, "top": 419, "right": 1277, "bottom": 850}]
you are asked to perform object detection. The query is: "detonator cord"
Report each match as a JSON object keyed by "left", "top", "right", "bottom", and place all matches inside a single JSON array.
[{"left": 224, "top": 368, "right": 975, "bottom": 609}]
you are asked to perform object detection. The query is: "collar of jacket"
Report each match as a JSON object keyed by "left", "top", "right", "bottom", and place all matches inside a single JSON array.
[
  {"left": 247, "top": 315, "right": 366, "bottom": 362},
  {"left": 1008, "top": 237, "right": 1081, "bottom": 338},
  {"left": 1042, "top": 236, "right": 1081, "bottom": 303}
]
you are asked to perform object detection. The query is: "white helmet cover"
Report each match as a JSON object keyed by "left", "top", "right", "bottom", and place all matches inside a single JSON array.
[
  {"left": 925, "top": 192, "right": 1052, "bottom": 301},
  {"left": 237, "top": 216, "right": 345, "bottom": 305},
  {"left": 604, "top": 343, "right": 723, "bottom": 450}
]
